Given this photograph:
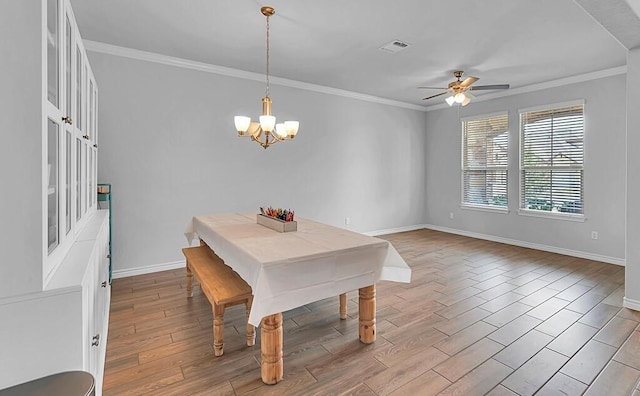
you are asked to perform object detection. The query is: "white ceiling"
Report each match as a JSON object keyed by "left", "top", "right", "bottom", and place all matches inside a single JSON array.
[{"left": 70, "top": 0, "right": 627, "bottom": 107}]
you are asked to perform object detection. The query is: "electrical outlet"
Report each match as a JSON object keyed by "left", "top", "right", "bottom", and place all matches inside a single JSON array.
[
  {"left": 345, "top": 217, "right": 350, "bottom": 225},
  {"left": 591, "top": 231, "right": 598, "bottom": 240},
  {"left": 449, "top": 212, "right": 454, "bottom": 219}
]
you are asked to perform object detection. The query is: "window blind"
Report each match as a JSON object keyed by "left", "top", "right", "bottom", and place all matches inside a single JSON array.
[
  {"left": 520, "top": 104, "right": 584, "bottom": 214},
  {"left": 462, "top": 113, "right": 509, "bottom": 208}
]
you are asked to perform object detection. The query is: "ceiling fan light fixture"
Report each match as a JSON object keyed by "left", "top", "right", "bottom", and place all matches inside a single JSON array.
[
  {"left": 454, "top": 92, "right": 466, "bottom": 103},
  {"left": 445, "top": 96, "right": 456, "bottom": 106}
]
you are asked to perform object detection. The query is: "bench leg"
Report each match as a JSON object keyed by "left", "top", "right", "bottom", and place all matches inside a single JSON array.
[
  {"left": 186, "top": 261, "right": 193, "bottom": 298},
  {"left": 261, "top": 313, "right": 283, "bottom": 384},
  {"left": 246, "top": 297, "right": 256, "bottom": 347},
  {"left": 213, "top": 304, "right": 225, "bottom": 356},
  {"left": 339, "top": 293, "right": 347, "bottom": 320},
  {"left": 359, "top": 285, "right": 376, "bottom": 344}
]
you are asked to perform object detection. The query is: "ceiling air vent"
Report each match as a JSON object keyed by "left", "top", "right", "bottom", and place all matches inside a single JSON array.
[{"left": 379, "top": 40, "right": 411, "bottom": 54}]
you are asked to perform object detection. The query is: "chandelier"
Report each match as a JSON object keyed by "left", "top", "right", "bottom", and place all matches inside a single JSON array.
[{"left": 234, "top": 6, "right": 299, "bottom": 149}]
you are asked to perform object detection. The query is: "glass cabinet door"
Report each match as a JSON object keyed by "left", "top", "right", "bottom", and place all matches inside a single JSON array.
[
  {"left": 47, "top": 119, "right": 60, "bottom": 253},
  {"left": 47, "top": 0, "right": 59, "bottom": 107}
]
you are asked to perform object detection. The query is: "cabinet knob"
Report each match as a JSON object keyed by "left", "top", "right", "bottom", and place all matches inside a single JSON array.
[
  {"left": 91, "top": 334, "right": 100, "bottom": 347},
  {"left": 82, "top": 135, "right": 90, "bottom": 140},
  {"left": 101, "top": 281, "right": 108, "bottom": 288},
  {"left": 93, "top": 144, "right": 98, "bottom": 148},
  {"left": 62, "top": 116, "right": 73, "bottom": 125},
  {"left": 107, "top": 254, "right": 111, "bottom": 259}
]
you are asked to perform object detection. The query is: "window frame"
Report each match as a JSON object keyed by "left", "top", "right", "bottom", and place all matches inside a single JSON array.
[{"left": 517, "top": 100, "right": 586, "bottom": 222}]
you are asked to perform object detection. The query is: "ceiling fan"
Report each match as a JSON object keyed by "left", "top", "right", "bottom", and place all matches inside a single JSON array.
[{"left": 419, "top": 71, "right": 510, "bottom": 106}]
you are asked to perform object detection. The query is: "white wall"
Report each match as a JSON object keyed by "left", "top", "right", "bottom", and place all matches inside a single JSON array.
[
  {"left": 87, "top": 52, "right": 428, "bottom": 274},
  {"left": 424, "top": 74, "right": 627, "bottom": 263},
  {"left": 0, "top": 1, "right": 44, "bottom": 298},
  {"left": 625, "top": 47, "right": 640, "bottom": 306}
]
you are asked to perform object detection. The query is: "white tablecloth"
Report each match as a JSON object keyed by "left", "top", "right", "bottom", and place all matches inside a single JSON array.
[{"left": 185, "top": 213, "right": 411, "bottom": 326}]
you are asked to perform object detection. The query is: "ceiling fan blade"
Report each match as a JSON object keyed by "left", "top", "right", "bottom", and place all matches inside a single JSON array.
[
  {"left": 470, "top": 84, "right": 510, "bottom": 91},
  {"left": 422, "top": 91, "right": 449, "bottom": 100},
  {"left": 418, "top": 86, "right": 449, "bottom": 90},
  {"left": 459, "top": 76, "right": 479, "bottom": 88}
]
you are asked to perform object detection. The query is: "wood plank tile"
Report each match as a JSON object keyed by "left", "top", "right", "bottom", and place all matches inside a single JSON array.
[
  {"left": 594, "top": 315, "right": 638, "bottom": 347},
  {"left": 103, "top": 366, "right": 184, "bottom": 396},
  {"left": 483, "top": 302, "right": 532, "bottom": 328},
  {"left": 433, "top": 307, "right": 491, "bottom": 336},
  {"left": 536, "top": 372, "right": 588, "bottom": 396},
  {"left": 526, "top": 297, "right": 569, "bottom": 321},
  {"left": 501, "top": 348, "right": 569, "bottom": 396},
  {"left": 479, "top": 292, "right": 524, "bottom": 313},
  {"left": 535, "top": 309, "right": 582, "bottom": 337},
  {"left": 494, "top": 329, "right": 554, "bottom": 369},
  {"left": 555, "top": 283, "right": 593, "bottom": 302},
  {"left": 365, "top": 346, "right": 448, "bottom": 395},
  {"left": 488, "top": 314, "right": 542, "bottom": 346},
  {"left": 387, "top": 370, "right": 451, "bottom": 396},
  {"left": 517, "top": 287, "right": 558, "bottom": 307},
  {"left": 435, "top": 296, "right": 486, "bottom": 319},
  {"left": 565, "top": 291, "right": 607, "bottom": 314},
  {"left": 585, "top": 360, "right": 640, "bottom": 396},
  {"left": 485, "top": 385, "right": 518, "bottom": 395},
  {"left": 433, "top": 338, "right": 504, "bottom": 382},
  {"left": 547, "top": 322, "right": 599, "bottom": 357},
  {"left": 439, "top": 358, "right": 513, "bottom": 396},
  {"left": 578, "top": 303, "right": 621, "bottom": 329},
  {"left": 560, "top": 340, "right": 617, "bottom": 384},
  {"left": 434, "top": 321, "right": 497, "bottom": 356},
  {"left": 613, "top": 330, "right": 640, "bottom": 370}
]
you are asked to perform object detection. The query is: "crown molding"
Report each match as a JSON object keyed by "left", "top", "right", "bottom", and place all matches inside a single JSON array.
[
  {"left": 424, "top": 65, "right": 627, "bottom": 111},
  {"left": 83, "top": 40, "right": 429, "bottom": 112}
]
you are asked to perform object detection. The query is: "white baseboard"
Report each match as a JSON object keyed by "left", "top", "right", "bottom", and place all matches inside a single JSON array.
[
  {"left": 623, "top": 297, "right": 640, "bottom": 311},
  {"left": 363, "top": 224, "right": 427, "bottom": 237},
  {"left": 112, "top": 260, "right": 185, "bottom": 279},
  {"left": 424, "top": 224, "right": 626, "bottom": 266}
]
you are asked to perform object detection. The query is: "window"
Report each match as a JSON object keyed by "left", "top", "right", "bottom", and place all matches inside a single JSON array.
[
  {"left": 461, "top": 112, "right": 509, "bottom": 209},
  {"left": 520, "top": 101, "right": 584, "bottom": 217}
]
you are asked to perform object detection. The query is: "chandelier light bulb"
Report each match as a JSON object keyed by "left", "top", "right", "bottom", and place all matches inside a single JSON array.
[
  {"left": 445, "top": 96, "right": 456, "bottom": 106},
  {"left": 284, "top": 121, "right": 299, "bottom": 137},
  {"left": 234, "top": 116, "right": 251, "bottom": 132},
  {"left": 454, "top": 92, "right": 466, "bottom": 103},
  {"left": 275, "top": 123, "right": 287, "bottom": 138},
  {"left": 259, "top": 115, "right": 276, "bottom": 132}
]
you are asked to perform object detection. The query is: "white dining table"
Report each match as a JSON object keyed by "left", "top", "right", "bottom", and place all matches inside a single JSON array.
[{"left": 184, "top": 212, "right": 411, "bottom": 384}]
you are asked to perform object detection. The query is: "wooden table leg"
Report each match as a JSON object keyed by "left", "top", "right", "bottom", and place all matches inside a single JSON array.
[
  {"left": 340, "top": 293, "right": 347, "bottom": 320},
  {"left": 261, "top": 313, "right": 283, "bottom": 384},
  {"left": 246, "top": 296, "right": 256, "bottom": 347},
  {"left": 359, "top": 285, "right": 376, "bottom": 344}
]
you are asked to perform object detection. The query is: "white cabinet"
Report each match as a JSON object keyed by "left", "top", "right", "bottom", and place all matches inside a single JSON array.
[
  {"left": 0, "top": 0, "right": 107, "bottom": 393},
  {"left": 0, "top": 212, "right": 111, "bottom": 394}
]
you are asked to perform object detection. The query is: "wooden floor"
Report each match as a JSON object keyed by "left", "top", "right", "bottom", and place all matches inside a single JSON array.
[{"left": 104, "top": 229, "right": 640, "bottom": 395}]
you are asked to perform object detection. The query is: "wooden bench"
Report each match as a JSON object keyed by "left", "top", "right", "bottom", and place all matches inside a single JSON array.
[{"left": 182, "top": 246, "right": 255, "bottom": 356}]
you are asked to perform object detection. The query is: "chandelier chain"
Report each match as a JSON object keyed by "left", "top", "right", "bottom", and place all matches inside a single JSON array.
[{"left": 265, "top": 13, "right": 270, "bottom": 98}]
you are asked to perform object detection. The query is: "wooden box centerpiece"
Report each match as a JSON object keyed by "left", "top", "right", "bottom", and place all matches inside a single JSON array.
[{"left": 257, "top": 207, "right": 297, "bottom": 233}]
